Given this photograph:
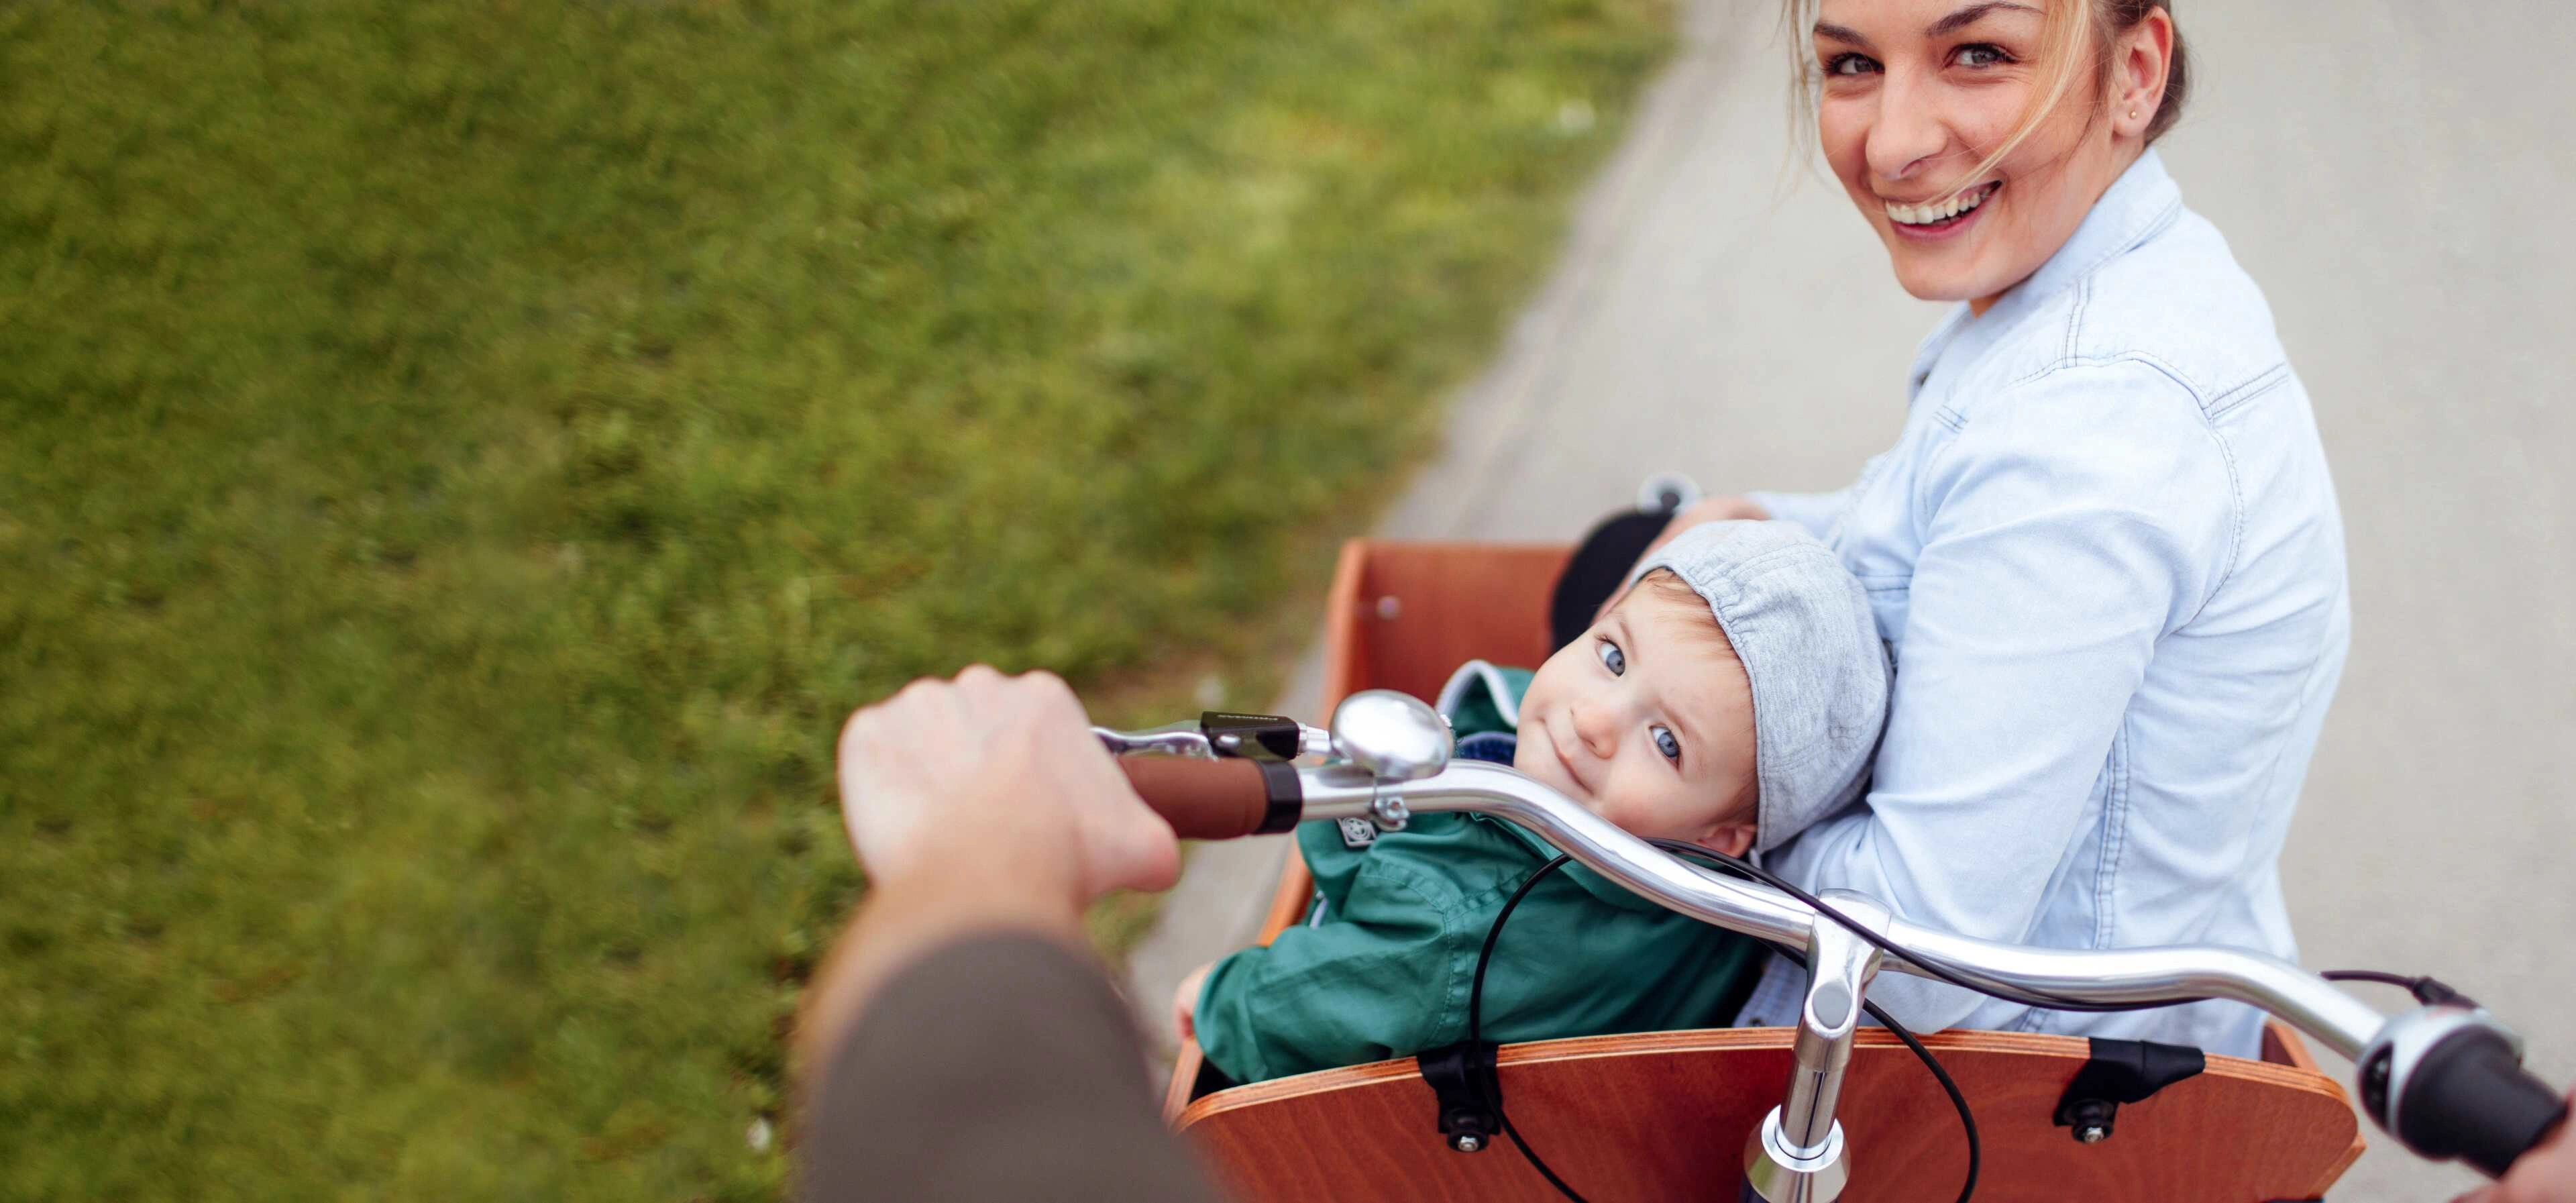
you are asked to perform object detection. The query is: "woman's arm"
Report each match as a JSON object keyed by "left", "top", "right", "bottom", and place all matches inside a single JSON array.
[
  {"left": 1766, "top": 361, "right": 2236, "bottom": 1031},
  {"left": 808, "top": 933, "right": 1221, "bottom": 1203},
  {"left": 1743, "top": 486, "right": 1851, "bottom": 537}
]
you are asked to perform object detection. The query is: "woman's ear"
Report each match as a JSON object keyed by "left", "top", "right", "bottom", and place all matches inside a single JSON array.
[
  {"left": 2113, "top": 8, "right": 2176, "bottom": 138},
  {"left": 1697, "top": 821, "right": 1756, "bottom": 859}
]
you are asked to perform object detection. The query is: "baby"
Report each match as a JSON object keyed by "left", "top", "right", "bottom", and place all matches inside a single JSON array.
[{"left": 1175, "top": 521, "right": 1892, "bottom": 1084}]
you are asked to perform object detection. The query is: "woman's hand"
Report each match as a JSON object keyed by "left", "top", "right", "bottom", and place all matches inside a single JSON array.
[{"left": 1172, "top": 961, "right": 1213, "bottom": 1041}]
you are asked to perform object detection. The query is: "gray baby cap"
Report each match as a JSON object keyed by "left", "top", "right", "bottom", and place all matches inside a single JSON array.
[{"left": 1628, "top": 521, "right": 1890, "bottom": 853}]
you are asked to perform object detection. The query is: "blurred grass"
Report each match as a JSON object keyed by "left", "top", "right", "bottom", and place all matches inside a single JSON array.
[{"left": 0, "top": 0, "right": 1668, "bottom": 1198}]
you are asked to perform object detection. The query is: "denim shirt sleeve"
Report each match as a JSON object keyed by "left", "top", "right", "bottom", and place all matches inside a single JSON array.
[
  {"left": 1745, "top": 486, "right": 1851, "bottom": 539},
  {"left": 1766, "top": 358, "right": 2237, "bottom": 1031}
]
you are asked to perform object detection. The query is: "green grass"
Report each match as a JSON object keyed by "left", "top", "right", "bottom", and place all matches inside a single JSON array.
[{"left": 0, "top": 1, "right": 1668, "bottom": 1198}]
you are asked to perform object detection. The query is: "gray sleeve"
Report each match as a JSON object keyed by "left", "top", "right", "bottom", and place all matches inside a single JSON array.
[{"left": 803, "top": 933, "right": 1224, "bottom": 1203}]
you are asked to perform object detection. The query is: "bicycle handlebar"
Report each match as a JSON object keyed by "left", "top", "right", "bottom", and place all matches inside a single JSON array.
[
  {"left": 1113, "top": 741, "right": 2567, "bottom": 1178},
  {"left": 1123, "top": 753, "right": 2388, "bottom": 1053},
  {"left": 1116, "top": 757, "right": 1303, "bottom": 841}
]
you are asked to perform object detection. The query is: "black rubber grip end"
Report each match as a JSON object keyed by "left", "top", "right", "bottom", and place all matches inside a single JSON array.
[
  {"left": 2398, "top": 1025, "right": 2570, "bottom": 1178},
  {"left": 1254, "top": 761, "right": 1303, "bottom": 834}
]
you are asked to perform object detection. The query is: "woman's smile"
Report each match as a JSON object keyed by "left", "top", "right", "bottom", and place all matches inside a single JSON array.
[{"left": 1884, "top": 180, "right": 2001, "bottom": 242}]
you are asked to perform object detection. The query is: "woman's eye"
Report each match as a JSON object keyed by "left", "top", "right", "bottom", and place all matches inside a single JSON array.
[
  {"left": 1955, "top": 44, "right": 2010, "bottom": 68},
  {"left": 1595, "top": 638, "right": 1626, "bottom": 676},
  {"left": 1652, "top": 725, "right": 1682, "bottom": 763},
  {"left": 1824, "top": 52, "right": 1880, "bottom": 76}
]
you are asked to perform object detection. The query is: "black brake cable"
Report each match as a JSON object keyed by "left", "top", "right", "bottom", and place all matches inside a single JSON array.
[
  {"left": 2321, "top": 968, "right": 2479, "bottom": 1010},
  {"left": 1467, "top": 848, "right": 1980, "bottom": 1203},
  {"left": 1466, "top": 854, "right": 1592, "bottom": 1203}
]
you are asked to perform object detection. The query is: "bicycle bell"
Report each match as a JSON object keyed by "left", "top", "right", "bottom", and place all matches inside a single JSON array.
[{"left": 1328, "top": 689, "right": 1452, "bottom": 831}]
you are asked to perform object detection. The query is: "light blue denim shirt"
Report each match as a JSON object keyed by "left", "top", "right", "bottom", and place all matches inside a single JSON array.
[{"left": 1743, "top": 150, "right": 2350, "bottom": 1058}]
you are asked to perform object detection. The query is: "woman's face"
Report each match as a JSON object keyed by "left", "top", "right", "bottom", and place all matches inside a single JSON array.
[{"left": 1812, "top": 0, "right": 2160, "bottom": 310}]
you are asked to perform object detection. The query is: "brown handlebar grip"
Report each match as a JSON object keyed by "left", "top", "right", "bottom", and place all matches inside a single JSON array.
[{"left": 1118, "top": 757, "right": 1303, "bottom": 841}]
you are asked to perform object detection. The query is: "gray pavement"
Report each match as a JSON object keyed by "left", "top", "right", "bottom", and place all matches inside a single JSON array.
[{"left": 1128, "top": 2, "right": 2576, "bottom": 1197}]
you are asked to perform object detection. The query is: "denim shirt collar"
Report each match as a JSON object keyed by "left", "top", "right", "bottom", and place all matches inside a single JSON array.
[{"left": 1909, "top": 148, "right": 2186, "bottom": 406}]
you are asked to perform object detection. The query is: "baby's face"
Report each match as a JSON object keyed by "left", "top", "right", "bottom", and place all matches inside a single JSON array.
[{"left": 1513, "top": 582, "right": 1759, "bottom": 855}]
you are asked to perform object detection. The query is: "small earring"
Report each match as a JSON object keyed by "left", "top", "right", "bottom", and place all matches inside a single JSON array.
[{"left": 2129, "top": 109, "right": 2139, "bottom": 119}]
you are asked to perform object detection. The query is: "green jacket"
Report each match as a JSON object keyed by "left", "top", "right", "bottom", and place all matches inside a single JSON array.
[{"left": 1193, "top": 663, "right": 1763, "bottom": 1084}]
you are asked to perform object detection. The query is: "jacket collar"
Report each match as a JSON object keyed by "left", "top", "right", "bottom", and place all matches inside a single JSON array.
[
  {"left": 1912, "top": 147, "right": 2185, "bottom": 404},
  {"left": 2002, "top": 145, "right": 2183, "bottom": 313}
]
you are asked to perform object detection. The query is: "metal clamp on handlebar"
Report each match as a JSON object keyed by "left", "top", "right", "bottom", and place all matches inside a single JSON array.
[{"left": 2362, "top": 1006, "right": 2571, "bottom": 1178}]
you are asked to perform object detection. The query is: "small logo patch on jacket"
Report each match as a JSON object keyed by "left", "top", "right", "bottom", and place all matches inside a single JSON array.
[{"left": 1337, "top": 817, "right": 1378, "bottom": 849}]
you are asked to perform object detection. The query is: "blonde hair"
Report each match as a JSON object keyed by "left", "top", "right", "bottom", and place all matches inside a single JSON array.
[{"left": 1779, "top": 0, "right": 2189, "bottom": 203}]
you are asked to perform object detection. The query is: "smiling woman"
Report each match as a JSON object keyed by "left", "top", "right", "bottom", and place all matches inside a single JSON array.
[
  {"left": 1652, "top": 0, "right": 2354, "bottom": 1059},
  {"left": 1784, "top": 0, "right": 2186, "bottom": 309}
]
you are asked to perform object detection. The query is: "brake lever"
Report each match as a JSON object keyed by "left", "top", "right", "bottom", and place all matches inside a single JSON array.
[
  {"left": 1091, "top": 713, "right": 1334, "bottom": 762},
  {"left": 1092, "top": 721, "right": 1219, "bottom": 759}
]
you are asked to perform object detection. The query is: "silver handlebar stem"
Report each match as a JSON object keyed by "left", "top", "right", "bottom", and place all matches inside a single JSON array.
[{"left": 1743, "top": 892, "right": 1887, "bottom": 1203}]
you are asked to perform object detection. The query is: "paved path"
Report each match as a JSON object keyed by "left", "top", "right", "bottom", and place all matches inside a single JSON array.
[{"left": 1130, "top": 3, "right": 2576, "bottom": 1197}]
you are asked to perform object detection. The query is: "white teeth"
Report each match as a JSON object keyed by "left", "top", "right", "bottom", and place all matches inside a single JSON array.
[{"left": 1887, "top": 182, "right": 1994, "bottom": 225}]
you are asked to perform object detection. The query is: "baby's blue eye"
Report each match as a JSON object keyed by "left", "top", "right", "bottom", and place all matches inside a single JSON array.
[
  {"left": 1652, "top": 725, "right": 1681, "bottom": 762},
  {"left": 1595, "top": 638, "right": 1625, "bottom": 676}
]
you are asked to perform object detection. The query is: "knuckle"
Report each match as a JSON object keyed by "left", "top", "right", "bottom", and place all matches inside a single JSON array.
[
  {"left": 995, "top": 668, "right": 1078, "bottom": 717},
  {"left": 1024, "top": 670, "right": 1077, "bottom": 705}
]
